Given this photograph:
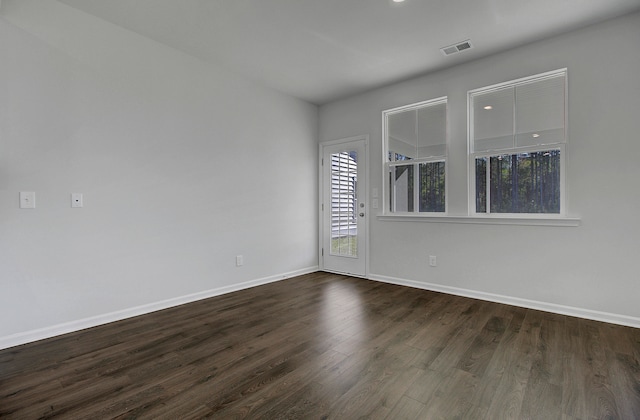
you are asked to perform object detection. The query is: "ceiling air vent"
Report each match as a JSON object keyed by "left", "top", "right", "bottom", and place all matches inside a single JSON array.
[{"left": 440, "top": 40, "right": 473, "bottom": 56}]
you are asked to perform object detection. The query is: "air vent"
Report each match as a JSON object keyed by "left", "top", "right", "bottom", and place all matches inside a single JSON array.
[{"left": 440, "top": 40, "right": 473, "bottom": 56}]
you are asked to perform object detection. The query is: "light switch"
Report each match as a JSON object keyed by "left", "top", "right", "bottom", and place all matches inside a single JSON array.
[
  {"left": 20, "top": 192, "right": 36, "bottom": 209},
  {"left": 372, "top": 188, "right": 379, "bottom": 198},
  {"left": 71, "top": 193, "right": 83, "bottom": 208}
]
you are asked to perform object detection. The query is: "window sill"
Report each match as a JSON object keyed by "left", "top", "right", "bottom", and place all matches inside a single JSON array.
[{"left": 376, "top": 214, "right": 581, "bottom": 227}]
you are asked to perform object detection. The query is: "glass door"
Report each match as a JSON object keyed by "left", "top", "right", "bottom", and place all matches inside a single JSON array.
[{"left": 321, "top": 137, "right": 367, "bottom": 276}]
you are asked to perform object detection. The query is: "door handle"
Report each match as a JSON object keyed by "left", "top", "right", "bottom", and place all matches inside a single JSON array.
[{"left": 359, "top": 212, "right": 365, "bottom": 217}]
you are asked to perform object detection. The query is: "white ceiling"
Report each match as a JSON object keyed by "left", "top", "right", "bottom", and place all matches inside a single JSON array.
[{"left": 57, "top": 0, "right": 640, "bottom": 105}]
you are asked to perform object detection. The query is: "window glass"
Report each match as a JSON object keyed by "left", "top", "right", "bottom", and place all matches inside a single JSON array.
[
  {"left": 473, "top": 87, "right": 514, "bottom": 152},
  {"left": 384, "top": 98, "right": 447, "bottom": 214},
  {"left": 390, "top": 164, "right": 414, "bottom": 212},
  {"left": 470, "top": 70, "right": 566, "bottom": 215},
  {"left": 476, "top": 150, "right": 561, "bottom": 214},
  {"left": 419, "top": 161, "right": 445, "bottom": 212}
]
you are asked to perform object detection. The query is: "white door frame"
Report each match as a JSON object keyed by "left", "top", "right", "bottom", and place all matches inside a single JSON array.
[{"left": 319, "top": 135, "right": 369, "bottom": 278}]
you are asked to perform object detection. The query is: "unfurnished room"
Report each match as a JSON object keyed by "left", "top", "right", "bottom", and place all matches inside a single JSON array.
[{"left": 1, "top": 0, "right": 640, "bottom": 418}]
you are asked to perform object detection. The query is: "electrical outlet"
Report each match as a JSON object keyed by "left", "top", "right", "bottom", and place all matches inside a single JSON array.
[
  {"left": 236, "top": 255, "right": 244, "bottom": 267},
  {"left": 71, "top": 193, "right": 83, "bottom": 208},
  {"left": 429, "top": 255, "right": 437, "bottom": 267}
]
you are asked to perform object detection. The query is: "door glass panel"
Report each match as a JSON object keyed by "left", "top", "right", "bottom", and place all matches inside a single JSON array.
[{"left": 330, "top": 151, "right": 358, "bottom": 257}]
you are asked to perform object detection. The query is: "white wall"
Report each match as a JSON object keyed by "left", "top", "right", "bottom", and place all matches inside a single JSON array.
[
  {"left": 0, "top": 0, "right": 318, "bottom": 348},
  {"left": 320, "top": 12, "right": 640, "bottom": 326}
]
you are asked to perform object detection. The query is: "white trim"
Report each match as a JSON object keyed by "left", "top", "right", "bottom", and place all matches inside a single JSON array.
[
  {"left": 383, "top": 96, "right": 447, "bottom": 115},
  {"left": 364, "top": 140, "right": 371, "bottom": 278},
  {"left": 322, "top": 268, "right": 368, "bottom": 279},
  {"left": 368, "top": 273, "right": 640, "bottom": 329},
  {"left": 467, "top": 68, "right": 568, "bottom": 96},
  {"left": 388, "top": 156, "right": 446, "bottom": 167},
  {"left": 0, "top": 266, "right": 318, "bottom": 350},
  {"left": 471, "top": 143, "right": 564, "bottom": 158},
  {"left": 318, "top": 143, "right": 324, "bottom": 270},
  {"left": 377, "top": 214, "right": 580, "bottom": 226}
]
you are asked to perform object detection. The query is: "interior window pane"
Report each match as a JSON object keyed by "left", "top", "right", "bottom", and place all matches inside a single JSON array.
[
  {"left": 489, "top": 150, "right": 560, "bottom": 213},
  {"left": 385, "top": 98, "right": 447, "bottom": 214},
  {"left": 419, "top": 161, "right": 445, "bottom": 212},
  {"left": 473, "top": 87, "right": 514, "bottom": 152},
  {"left": 489, "top": 154, "right": 513, "bottom": 213},
  {"left": 475, "top": 157, "right": 487, "bottom": 213},
  {"left": 394, "top": 153, "right": 412, "bottom": 161},
  {"left": 390, "top": 164, "right": 414, "bottom": 212},
  {"left": 515, "top": 75, "right": 565, "bottom": 147},
  {"left": 516, "top": 128, "right": 564, "bottom": 148},
  {"left": 388, "top": 110, "right": 417, "bottom": 160},
  {"left": 417, "top": 102, "right": 446, "bottom": 158},
  {"left": 471, "top": 71, "right": 566, "bottom": 216}
]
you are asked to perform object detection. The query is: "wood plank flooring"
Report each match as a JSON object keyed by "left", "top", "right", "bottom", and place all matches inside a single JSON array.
[{"left": 1, "top": 272, "right": 639, "bottom": 419}]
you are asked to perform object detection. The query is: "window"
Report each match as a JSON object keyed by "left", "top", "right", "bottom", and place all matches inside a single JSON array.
[
  {"left": 330, "top": 151, "right": 358, "bottom": 256},
  {"left": 469, "top": 69, "right": 566, "bottom": 216},
  {"left": 383, "top": 98, "right": 447, "bottom": 214}
]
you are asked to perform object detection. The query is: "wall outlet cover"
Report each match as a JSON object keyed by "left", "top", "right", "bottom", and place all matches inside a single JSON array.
[{"left": 71, "top": 193, "right": 83, "bottom": 208}]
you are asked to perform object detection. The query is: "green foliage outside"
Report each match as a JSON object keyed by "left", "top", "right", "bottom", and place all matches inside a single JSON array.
[
  {"left": 476, "top": 150, "right": 560, "bottom": 213},
  {"left": 331, "top": 236, "right": 357, "bottom": 257}
]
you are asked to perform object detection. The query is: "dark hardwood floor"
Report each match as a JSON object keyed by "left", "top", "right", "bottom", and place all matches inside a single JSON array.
[{"left": 1, "top": 272, "right": 639, "bottom": 419}]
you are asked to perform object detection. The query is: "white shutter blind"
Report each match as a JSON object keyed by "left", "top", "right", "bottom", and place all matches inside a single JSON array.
[{"left": 330, "top": 152, "right": 357, "bottom": 256}]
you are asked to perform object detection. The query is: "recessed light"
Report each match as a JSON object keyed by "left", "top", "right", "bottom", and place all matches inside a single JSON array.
[
  {"left": 532, "top": 133, "right": 540, "bottom": 138},
  {"left": 392, "top": 0, "right": 405, "bottom": 2},
  {"left": 483, "top": 105, "right": 493, "bottom": 110}
]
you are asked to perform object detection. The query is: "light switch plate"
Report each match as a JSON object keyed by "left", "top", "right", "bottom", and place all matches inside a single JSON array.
[{"left": 20, "top": 192, "right": 36, "bottom": 209}]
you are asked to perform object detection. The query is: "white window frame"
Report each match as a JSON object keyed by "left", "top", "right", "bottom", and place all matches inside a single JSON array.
[
  {"left": 468, "top": 69, "right": 568, "bottom": 218},
  {"left": 383, "top": 97, "right": 448, "bottom": 216}
]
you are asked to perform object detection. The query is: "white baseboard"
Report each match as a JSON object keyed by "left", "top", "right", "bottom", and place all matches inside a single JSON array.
[
  {"left": 368, "top": 273, "right": 640, "bottom": 329},
  {"left": 4, "top": 267, "right": 636, "bottom": 351},
  {"left": 0, "top": 266, "right": 319, "bottom": 351}
]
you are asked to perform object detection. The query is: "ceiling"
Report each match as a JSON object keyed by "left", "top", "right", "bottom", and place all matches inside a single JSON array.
[{"left": 57, "top": 0, "right": 640, "bottom": 105}]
